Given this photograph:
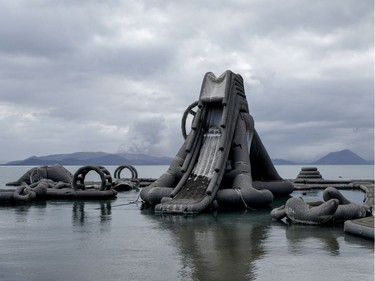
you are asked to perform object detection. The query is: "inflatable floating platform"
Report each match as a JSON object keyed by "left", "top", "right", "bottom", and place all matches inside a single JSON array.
[{"left": 1, "top": 164, "right": 151, "bottom": 204}]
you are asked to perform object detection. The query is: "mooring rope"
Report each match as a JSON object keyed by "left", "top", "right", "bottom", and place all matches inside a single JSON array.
[
  {"left": 235, "top": 188, "right": 250, "bottom": 209},
  {"left": 95, "top": 191, "right": 142, "bottom": 209}
]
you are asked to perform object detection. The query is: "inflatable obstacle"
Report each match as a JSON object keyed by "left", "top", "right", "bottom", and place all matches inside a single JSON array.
[{"left": 140, "top": 70, "right": 294, "bottom": 214}]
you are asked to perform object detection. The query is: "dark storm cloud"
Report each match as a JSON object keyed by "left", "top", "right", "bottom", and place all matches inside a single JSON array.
[{"left": 0, "top": 0, "right": 373, "bottom": 162}]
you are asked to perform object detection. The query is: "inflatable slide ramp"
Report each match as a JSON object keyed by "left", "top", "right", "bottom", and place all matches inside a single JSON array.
[{"left": 154, "top": 71, "right": 243, "bottom": 214}]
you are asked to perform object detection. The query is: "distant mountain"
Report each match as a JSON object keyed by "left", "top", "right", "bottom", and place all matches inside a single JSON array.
[
  {"left": 271, "top": 149, "right": 372, "bottom": 165},
  {"left": 3, "top": 149, "right": 373, "bottom": 166},
  {"left": 313, "top": 149, "right": 371, "bottom": 165},
  {"left": 118, "top": 153, "right": 173, "bottom": 165},
  {"left": 272, "top": 159, "right": 296, "bottom": 165},
  {"left": 5, "top": 152, "right": 173, "bottom": 166}
]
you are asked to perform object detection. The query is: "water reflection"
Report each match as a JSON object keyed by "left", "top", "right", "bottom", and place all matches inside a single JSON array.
[
  {"left": 146, "top": 211, "right": 271, "bottom": 281},
  {"left": 11, "top": 201, "right": 47, "bottom": 222},
  {"left": 142, "top": 203, "right": 374, "bottom": 281},
  {"left": 72, "top": 201, "right": 86, "bottom": 225},
  {"left": 99, "top": 202, "right": 112, "bottom": 221},
  {"left": 72, "top": 201, "right": 112, "bottom": 231},
  {"left": 285, "top": 224, "right": 340, "bottom": 256},
  {"left": 344, "top": 233, "right": 375, "bottom": 249}
]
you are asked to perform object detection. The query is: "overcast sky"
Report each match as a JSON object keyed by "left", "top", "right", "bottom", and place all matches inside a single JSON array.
[{"left": 0, "top": 0, "right": 373, "bottom": 163}]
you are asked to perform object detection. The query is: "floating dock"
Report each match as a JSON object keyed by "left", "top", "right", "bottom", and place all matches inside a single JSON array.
[
  {"left": 344, "top": 183, "right": 374, "bottom": 240},
  {"left": 344, "top": 216, "right": 374, "bottom": 240}
]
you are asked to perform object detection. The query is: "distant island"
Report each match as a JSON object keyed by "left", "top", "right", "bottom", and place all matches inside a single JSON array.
[
  {"left": 2, "top": 149, "right": 373, "bottom": 166},
  {"left": 4, "top": 152, "right": 173, "bottom": 166},
  {"left": 272, "top": 149, "right": 373, "bottom": 165}
]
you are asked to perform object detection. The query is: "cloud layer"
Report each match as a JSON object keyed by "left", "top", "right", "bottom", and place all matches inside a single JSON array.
[{"left": 0, "top": 0, "right": 373, "bottom": 162}]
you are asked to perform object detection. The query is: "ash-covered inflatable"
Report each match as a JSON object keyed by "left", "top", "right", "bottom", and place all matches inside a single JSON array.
[
  {"left": 6, "top": 164, "right": 73, "bottom": 186},
  {"left": 2, "top": 164, "right": 117, "bottom": 203},
  {"left": 270, "top": 187, "right": 371, "bottom": 225},
  {"left": 141, "top": 70, "right": 294, "bottom": 214}
]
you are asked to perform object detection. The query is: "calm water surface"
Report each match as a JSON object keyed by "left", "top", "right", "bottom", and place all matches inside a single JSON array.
[{"left": 0, "top": 165, "right": 373, "bottom": 281}]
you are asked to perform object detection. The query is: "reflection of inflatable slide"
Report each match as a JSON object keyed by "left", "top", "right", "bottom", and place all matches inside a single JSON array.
[{"left": 141, "top": 70, "right": 294, "bottom": 214}]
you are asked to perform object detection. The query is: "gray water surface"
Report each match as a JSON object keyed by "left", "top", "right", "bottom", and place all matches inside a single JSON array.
[
  {"left": 0, "top": 189, "right": 373, "bottom": 281},
  {"left": 0, "top": 166, "right": 373, "bottom": 281}
]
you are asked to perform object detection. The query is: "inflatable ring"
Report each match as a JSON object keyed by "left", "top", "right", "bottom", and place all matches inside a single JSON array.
[
  {"left": 13, "top": 185, "right": 36, "bottom": 202},
  {"left": 73, "top": 166, "right": 112, "bottom": 191},
  {"left": 114, "top": 165, "right": 138, "bottom": 179},
  {"left": 181, "top": 100, "right": 199, "bottom": 139}
]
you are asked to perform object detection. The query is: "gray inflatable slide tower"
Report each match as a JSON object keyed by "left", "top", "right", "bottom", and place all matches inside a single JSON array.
[{"left": 141, "top": 70, "right": 294, "bottom": 214}]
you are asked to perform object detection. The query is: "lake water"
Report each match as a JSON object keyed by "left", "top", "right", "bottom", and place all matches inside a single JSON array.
[{"left": 0, "top": 165, "right": 373, "bottom": 281}]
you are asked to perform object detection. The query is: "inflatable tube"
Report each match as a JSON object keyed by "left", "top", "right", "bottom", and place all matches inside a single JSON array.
[
  {"left": 332, "top": 204, "right": 368, "bottom": 221},
  {"left": 31, "top": 181, "right": 48, "bottom": 198},
  {"left": 46, "top": 188, "right": 117, "bottom": 199},
  {"left": 114, "top": 165, "right": 138, "bottom": 179},
  {"left": 216, "top": 187, "right": 273, "bottom": 209},
  {"left": 253, "top": 180, "right": 294, "bottom": 197},
  {"left": 284, "top": 198, "right": 339, "bottom": 225},
  {"left": 215, "top": 174, "right": 273, "bottom": 209},
  {"left": 13, "top": 185, "right": 36, "bottom": 203},
  {"left": 322, "top": 186, "right": 351, "bottom": 204},
  {"left": 41, "top": 180, "right": 71, "bottom": 189},
  {"left": 301, "top": 167, "right": 318, "bottom": 171},
  {"left": 0, "top": 182, "right": 47, "bottom": 203},
  {"left": 0, "top": 190, "right": 17, "bottom": 203},
  {"left": 73, "top": 166, "right": 112, "bottom": 191},
  {"left": 344, "top": 218, "right": 374, "bottom": 240},
  {"left": 298, "top": 171, "right": 321, "bottom": 175},
  {"left": 145, "top": 187, "right": 173, "bottom": 206},
  {"left": 113, "top": 165, "right": 140, "bottom": 191},
  {"left": 322, "top": 186, "right": 370, "bottom": 221},
  {"left": 270, "top": 205, "right": 287, "bottom": 220},
  {"left": 113, "top": 179, "right": 140, "bottom": 191},
  {"left": 181, "top": 100, "right": 199, "bottom": 139},
  {"left": 297, "top": 175, "right": 323, "bottom": 179}
]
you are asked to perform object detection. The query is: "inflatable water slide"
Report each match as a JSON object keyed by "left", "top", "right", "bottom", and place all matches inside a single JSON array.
[{"left": 140, "top": 70, "right": 294, "bottom": 214}]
